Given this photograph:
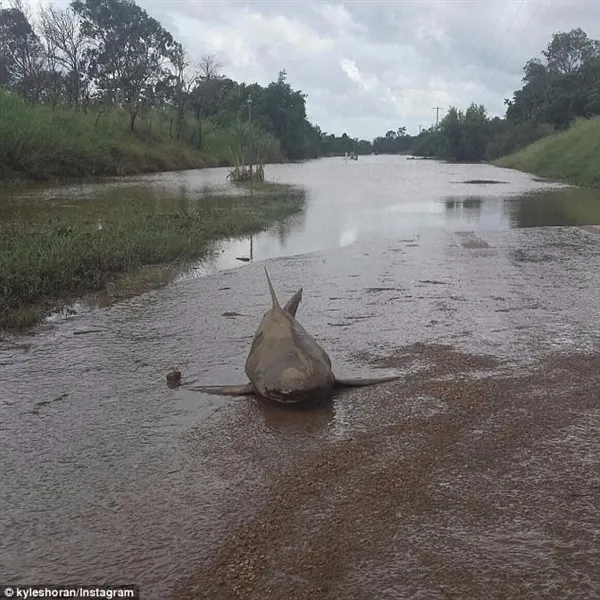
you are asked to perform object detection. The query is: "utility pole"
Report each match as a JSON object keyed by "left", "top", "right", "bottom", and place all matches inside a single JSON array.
[
  {"left": 248, "top": 95, "right": 252, "bottom": 124},
  {"left": 432, "top": 106, "right": 443, "bottom": 127},
  {"left": 418, "top": 125, "right": 422, "bottom": 134}
]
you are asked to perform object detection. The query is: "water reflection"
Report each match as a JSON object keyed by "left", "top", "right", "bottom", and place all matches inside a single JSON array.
[
  {"left": 0, "top": 178, "right": 240, "bottom": 224},
  {"left": 444, "top": 196, "right": 483, "bottom": 215},
  {"left": 4, "top": 157, "right": 599, "bottom": 252},
  {"left": 235, "top": 236, "right": 253, "bottom": 263},
  {"left": 504, "top": 187, "right": 600, "bottom": 228},
  {"left": 252, "top": 396, "right": 336, "bottom": 433}
]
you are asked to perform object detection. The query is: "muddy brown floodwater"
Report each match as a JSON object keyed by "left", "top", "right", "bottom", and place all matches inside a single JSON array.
[{"left": 1, "top": 156, "right": 600, "bottom": 599}]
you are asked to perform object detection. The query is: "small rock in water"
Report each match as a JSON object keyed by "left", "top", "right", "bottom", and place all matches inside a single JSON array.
[{"left": 166, "top": 369, "right": 182, "bottom": 386}]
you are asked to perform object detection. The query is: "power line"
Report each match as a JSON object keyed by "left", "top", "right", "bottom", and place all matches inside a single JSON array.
[
  {"left": 484, "top": 0, "right": 508, "bottom": 58},
  {"left": 486, "top": 0, "right": 543, "bottom": 90},
  {"left": 499, "top": 1, "right": 543, "bottom": 71},
  {"left": 488, "top": 0, "right": 525, "bottom": 67}
]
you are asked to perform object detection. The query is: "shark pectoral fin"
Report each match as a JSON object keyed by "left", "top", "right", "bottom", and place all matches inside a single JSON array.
[
  {"left": 185, "top": 383, "right": 255, "bottom": 396},
  {"left": 334, "top": 375, "right": 400, "bottom": 388},
  {"left": 283, "top": 288, "right": 303, "bottom": 317}
]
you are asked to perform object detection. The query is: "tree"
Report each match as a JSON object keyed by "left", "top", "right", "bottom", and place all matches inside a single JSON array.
[
  {"left": 0, "top": 5, "right": 44, "bottom": 100},
  {"left": 439, "top": 106, "right": 463, "bottom": 160},
  {"left": 71, "top": 0, "right": 180, "bottom": 130},
  {"left": 543, "top": 28, "right": 598, "bottom": 75},
  {"left": 581, "top": 52, "right": 600, "bottom": 115},
  {"left": 462, "top": 104, "right": 488, "bottom": 161},
  {"left": 39, "top": 5, "right": 92, "bottom": 106},
  {"left": 168, "top": 45, "right": 199, "bottom": 140},
  {"left": 506, "top": 28, "right": 600, "bottom": 129},
  {"left": 197, "top": 53, "right": 222, "bottom": 81},
  {"left": 262, "top": 69, "right": 310, "bottom": 160},
  {"left": 189, "top": 53, "right": 226, "bottom": 120},
  {"left": 372, "top": 125, "right": 411, "bottom": 154}
]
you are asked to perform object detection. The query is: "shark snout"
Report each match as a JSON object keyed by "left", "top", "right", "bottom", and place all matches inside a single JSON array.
[
  {"left": 281, "top": 367, "right": 334, "bottom": 392},
  {"left": 261, "top": 367, "right": 334, "bottom": 403}
]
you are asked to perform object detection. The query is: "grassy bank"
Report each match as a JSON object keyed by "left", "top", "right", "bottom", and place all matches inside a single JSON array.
[
  {"left": 0, "top": 183, "right": 305, "bottom": 331},
  {"left": 494, "top": 117, "right": 600, "bottom": 189},
  {"left": 0, "top": 91, "right": 282, "bottom": 181}
]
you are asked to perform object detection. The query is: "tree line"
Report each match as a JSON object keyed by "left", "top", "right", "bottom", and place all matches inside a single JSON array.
[
  {"left": 0, "top": 0, "right": 414, "bottom": 163},
  {"left": 320, "top": 28, "right": 600, "bottom": 161},
  {"left": 0, "top": 0, "right": 327, "bottom": 161},
  {"left": 409, "top": 28, "right": 600, "bottom": 162},
  {"left": 1, "top": 0, "right": 598, "bottom": 165}
]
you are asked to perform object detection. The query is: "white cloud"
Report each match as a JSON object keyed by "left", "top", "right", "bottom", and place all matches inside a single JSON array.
[{"left": 340, "top": 58, "right": 378, "bottom": 92}]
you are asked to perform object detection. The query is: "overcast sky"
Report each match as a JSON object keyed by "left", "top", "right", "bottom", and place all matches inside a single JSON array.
[{"left": 43, "top": 0, "right": 600, "bottom": 139}]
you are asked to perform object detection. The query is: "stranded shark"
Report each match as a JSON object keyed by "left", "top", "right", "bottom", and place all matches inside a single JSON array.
[{"left": 188, "top": 268, "right": 399, "bottom": 404}]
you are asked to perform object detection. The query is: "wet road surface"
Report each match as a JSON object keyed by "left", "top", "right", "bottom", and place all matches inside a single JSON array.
[{"left": 1, "top": 157, "right": 600, "bottom": 599}]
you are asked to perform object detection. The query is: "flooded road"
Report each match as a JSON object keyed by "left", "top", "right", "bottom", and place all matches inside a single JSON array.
[{"left": 1, "top": 156, "right": 600, "bottom": 599}]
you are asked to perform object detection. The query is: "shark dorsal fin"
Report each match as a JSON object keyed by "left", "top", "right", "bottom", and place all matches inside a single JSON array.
[{"left": 264, "top": 267, "right": 281, "bottom": 310}]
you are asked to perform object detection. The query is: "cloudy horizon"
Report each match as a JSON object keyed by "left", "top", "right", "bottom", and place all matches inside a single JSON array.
[{"left": 38, "top": 0, "right": 600, "bottom": 139}]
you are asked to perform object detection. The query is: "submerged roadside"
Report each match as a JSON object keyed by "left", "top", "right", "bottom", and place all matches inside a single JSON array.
[{"left": 0, "top": 182, "right": 306, "bottom": 332}]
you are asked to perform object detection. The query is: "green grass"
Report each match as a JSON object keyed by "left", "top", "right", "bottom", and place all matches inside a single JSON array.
[
  {"left": 0, "top": 90, "right": 282, "bottom": 181},
  {"left": 0, "top": 183, "right": 305, "bottom": 331},
  {"left": 494, "top": 117, "right": 600, "bottom": 189}
]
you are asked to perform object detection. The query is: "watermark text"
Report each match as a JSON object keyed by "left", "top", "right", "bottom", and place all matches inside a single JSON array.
[{"left": 1, "top": 586, "right": 138, "bottom": 600}]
